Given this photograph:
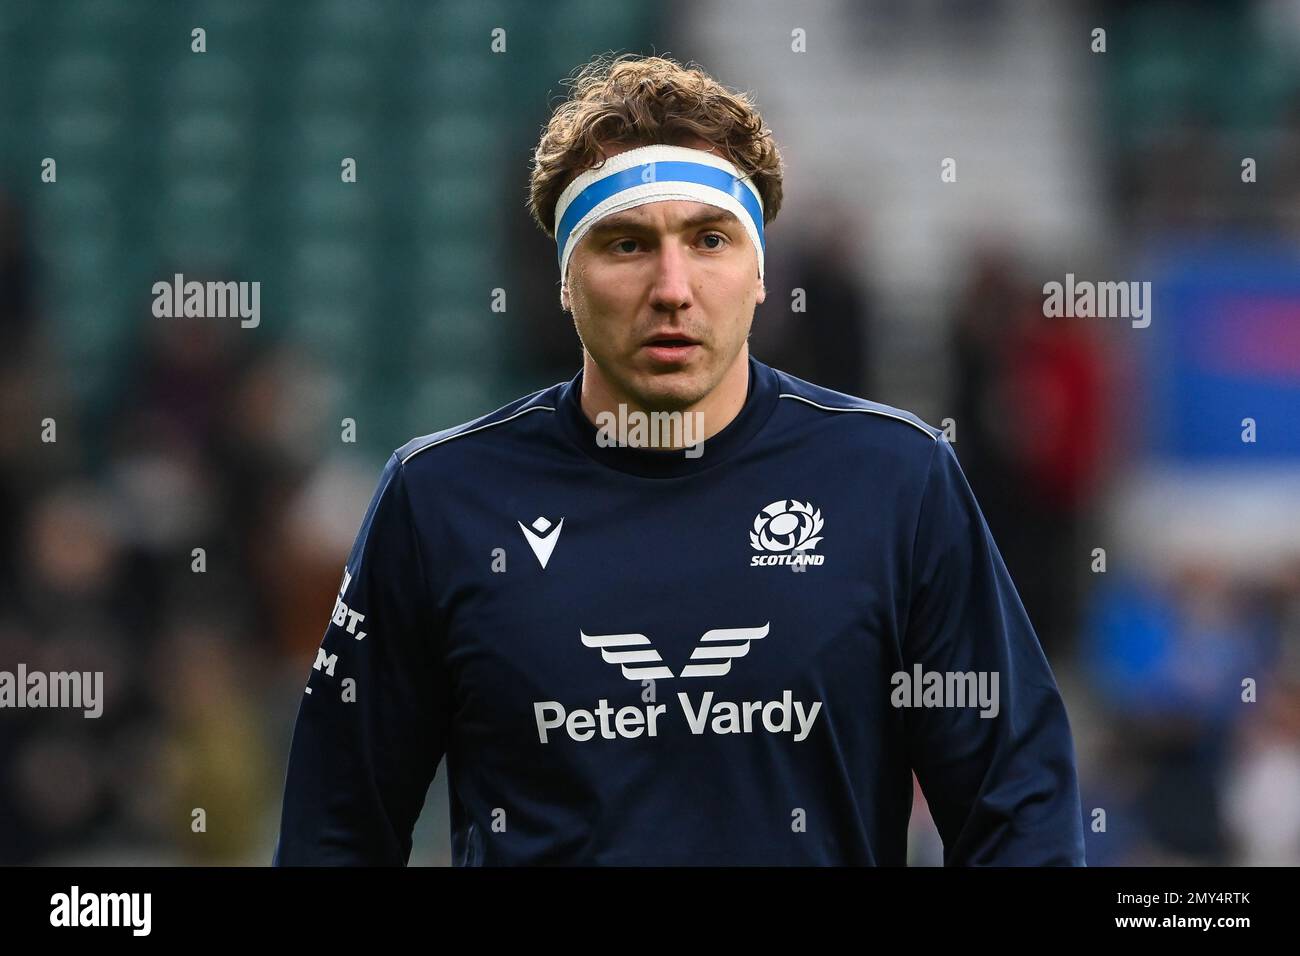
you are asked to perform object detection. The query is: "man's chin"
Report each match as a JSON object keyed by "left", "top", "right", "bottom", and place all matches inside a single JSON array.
[{"left": 624, "top": 368, "right": 709, "bottom": 412}]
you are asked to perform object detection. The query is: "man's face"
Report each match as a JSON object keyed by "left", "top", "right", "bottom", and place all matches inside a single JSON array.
[{"left": 561, "top": 141, "right": 766, "bottom": 412}]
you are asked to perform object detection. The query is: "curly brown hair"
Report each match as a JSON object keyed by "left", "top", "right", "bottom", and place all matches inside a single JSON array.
[{"left": 527, "top": 53, "right": 784, "bottom": 240}]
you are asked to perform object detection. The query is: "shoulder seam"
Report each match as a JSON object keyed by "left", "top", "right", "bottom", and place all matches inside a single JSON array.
[
  {"left": 400, "top": 405, "right": 556, "bottom": 464},
  {"left": 777, "top": 393, "right": 937, "bottom": 440},
  {"left": 389, "top": 453, "right": 437, "bottom": 644}
]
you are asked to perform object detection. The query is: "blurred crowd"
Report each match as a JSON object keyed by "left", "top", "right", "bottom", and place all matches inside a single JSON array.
[{"left": 0, "top": 194, "right": 387, "bottom": 863}]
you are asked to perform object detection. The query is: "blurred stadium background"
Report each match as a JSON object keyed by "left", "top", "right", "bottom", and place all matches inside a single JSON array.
[{"left": 2, "top": 0, "right": 1299, "bottom": 865}]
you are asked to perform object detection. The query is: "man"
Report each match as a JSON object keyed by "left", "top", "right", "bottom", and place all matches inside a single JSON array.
[{"left": 274, "top": 53, "right": 1085, "bottom": 866}]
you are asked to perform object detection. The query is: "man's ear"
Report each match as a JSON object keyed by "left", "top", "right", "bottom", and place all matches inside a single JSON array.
[
  {"left": 755, "top": 279, "right": 766, "bottom": 306},
  {"left": 560, "top": 282, "right": 570, "bottom": 312}
]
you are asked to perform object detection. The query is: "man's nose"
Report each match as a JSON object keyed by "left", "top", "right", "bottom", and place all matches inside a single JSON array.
[{"left": 648, "top": 239, "right": 692, "bottom": 311}]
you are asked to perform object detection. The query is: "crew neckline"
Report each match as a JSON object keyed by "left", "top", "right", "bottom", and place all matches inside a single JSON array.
[{"left": 555, "top": 354, "right": 780, "bottom": 479}]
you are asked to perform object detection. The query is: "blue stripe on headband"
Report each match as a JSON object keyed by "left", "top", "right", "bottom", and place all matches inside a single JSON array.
[{"left": 555, "top": 160, "right": 765, "bottom": 267}]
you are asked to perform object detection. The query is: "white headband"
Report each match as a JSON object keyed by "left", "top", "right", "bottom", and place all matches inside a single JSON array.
[{"left": 553, "top": 144, "right": 766, "bottom": 283}]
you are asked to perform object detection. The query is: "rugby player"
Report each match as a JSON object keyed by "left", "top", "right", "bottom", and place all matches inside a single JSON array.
[{"left": 274, "top": 53, "right": 1085, "bottom": 866}]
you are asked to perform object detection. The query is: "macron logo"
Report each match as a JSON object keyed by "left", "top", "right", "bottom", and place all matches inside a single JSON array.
[{"left": 518, "top": 516, "right": 564, "bottom": 569}]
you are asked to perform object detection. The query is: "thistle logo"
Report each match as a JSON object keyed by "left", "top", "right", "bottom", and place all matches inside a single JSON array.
[
  {"left": 580, "top": 623, "right": 770, "bottom": 679},
  {"left": 749, "top": 499, "right": 826, "bottom": 566}
]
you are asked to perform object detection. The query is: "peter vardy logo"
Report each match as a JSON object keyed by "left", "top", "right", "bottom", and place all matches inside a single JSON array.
[
  {"left": 581, "top": 623, "right": 770, "bottom": 680},
  {"left": 749, "top": 499, "right": 825, "bottom": 566},
  {"left": 535, "top": 622, "right": 823, "bottom": 743}
]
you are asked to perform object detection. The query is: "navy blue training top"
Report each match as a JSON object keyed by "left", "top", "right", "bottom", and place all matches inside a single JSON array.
[{"left": 273, "top": 354, "right": 1086, "bottom": 866}]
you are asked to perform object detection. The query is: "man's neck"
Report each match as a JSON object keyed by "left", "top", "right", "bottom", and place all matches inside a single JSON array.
[{"left": 579, "top": 347, "right": 751, "bottom": 449}]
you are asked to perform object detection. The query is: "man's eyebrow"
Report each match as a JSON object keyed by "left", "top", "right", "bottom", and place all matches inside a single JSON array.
[{"left": 587, "top": 209, "right": 742, "bottom": 237}]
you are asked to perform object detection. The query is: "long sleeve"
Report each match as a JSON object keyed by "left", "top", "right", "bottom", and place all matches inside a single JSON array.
[
  {"left": 274, "top": 452, "right": 449, "bottom": 865},
  {"left": 901, "top": 437, "right": 1085, "bottom": 865}
]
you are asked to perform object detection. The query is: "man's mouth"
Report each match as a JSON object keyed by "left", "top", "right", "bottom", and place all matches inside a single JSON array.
[
  {"left": 641, "top": 333, "right": 701, "bottom": 363},
  {"left": 641, "top": 336, "right": 700, "bottom": 363}
]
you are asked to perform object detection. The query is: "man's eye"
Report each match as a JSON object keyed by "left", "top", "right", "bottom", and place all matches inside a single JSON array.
[
  {"left": 612, "top": 238, "right": 640, "bottom": 253},
  {"left": 700, "top": 233, "right": 728, "bottom": 249}
]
